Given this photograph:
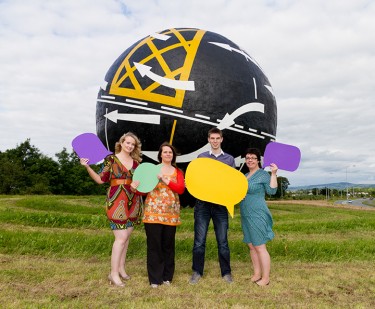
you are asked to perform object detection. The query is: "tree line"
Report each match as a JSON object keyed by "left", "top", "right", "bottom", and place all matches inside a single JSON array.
[
  {"left": 0, "top": 139, "right": 106, "bottom": 195},
  {"left": 0, "top": 139, "right": 289, "bottom": 198}
]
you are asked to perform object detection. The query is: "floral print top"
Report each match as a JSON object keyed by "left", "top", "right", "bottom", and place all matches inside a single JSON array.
[{"left": 143, "top": 168, "right": 185, "bottom": 226}]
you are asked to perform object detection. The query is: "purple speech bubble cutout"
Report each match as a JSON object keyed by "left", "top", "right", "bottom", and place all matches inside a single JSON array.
[
  {"left": 263, "top": 142, "right": 301, "bottom": 172},
  {"left": 72, "top": 133, "right": 112, "bottom": 164}
]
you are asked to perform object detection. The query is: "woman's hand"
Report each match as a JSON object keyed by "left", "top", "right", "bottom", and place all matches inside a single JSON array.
[
  {"left": 131, "top": 180, "right": 140, "bottom": 191},
  {"left": 269, "top": 163, "right": 278, "bottom": 175},
  {"left": 79, "top": 158, "right": 104, "bottom": 184},
  {"left": 158, "top": 173, "right": 170, "bottom": 185},
  {"left": 80, "top": 158, "right": 103, "bottom": 184},
  {"left": 80, "top": 158, "right": 90, "bottom": 167},
  {"left": 269, "top": 163, "right": 278, "bottom": 188}
]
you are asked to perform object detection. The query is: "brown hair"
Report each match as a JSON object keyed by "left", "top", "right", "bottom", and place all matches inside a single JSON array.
[
  {"left": 208, "top": 127, "right": 223, "bottom": 138},
  {"left": 157, "top": 142, "right": 177, "bottom": 167}
]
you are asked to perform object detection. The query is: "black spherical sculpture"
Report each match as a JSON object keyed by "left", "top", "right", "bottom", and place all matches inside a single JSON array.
[{"left": 96, "top": 28, "right": 277, "bottom": 165}]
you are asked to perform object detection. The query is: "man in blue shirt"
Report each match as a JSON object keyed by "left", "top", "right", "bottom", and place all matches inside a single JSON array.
[{"left": 190, "top": 128, "right": 235, "bottom": 284}]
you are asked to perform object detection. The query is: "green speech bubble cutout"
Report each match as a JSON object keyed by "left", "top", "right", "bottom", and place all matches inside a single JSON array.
[{"left": 133, "top": 163, "right": 163, "bottom": 193}]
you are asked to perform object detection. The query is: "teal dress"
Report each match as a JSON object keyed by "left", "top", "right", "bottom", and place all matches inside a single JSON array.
[{"left": 240, "top": 169, "right": 277, "bottom": 246}]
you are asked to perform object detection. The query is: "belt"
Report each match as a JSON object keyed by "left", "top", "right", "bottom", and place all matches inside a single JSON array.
[{"left": 110, "top": 179, "right": 132, "bottom": 186}]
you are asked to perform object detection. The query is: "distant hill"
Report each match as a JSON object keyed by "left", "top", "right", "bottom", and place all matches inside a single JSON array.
[{"left": 288, "top": 182, "right": 375, "bottom": 191}]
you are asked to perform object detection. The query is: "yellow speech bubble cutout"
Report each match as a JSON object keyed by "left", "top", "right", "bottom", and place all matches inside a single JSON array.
[{"left": 185, "top": 158, "right": 248, "bottom": 217}]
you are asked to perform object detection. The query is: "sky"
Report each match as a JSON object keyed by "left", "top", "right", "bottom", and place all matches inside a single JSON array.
[{"left": 1, "top": 0, "right": 374, "bottom": 187}]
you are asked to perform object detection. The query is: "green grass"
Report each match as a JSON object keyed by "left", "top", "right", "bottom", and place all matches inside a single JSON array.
[
  {"left": 0, "top": 196, "right": 375, "bottom": 308},
  {"left": 1, "top": 196, "right": 375, "bottom": 261}
]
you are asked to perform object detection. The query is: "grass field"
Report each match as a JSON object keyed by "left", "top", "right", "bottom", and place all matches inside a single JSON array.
[{"left": 0, "top": 196, "right": 374, "bottom": 308}]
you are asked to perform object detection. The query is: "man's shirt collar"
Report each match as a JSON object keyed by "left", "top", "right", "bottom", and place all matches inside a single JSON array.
[{"left": 209, "top": 149, "right": 224, "bottom": 158}]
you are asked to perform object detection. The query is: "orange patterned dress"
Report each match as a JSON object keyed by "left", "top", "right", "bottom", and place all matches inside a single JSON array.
[
  {"left": 99, "top": 155, "right": 143, "bottom": 230},
  {"left": 143, "top": 168, "right": 185, "bottom": 226}
]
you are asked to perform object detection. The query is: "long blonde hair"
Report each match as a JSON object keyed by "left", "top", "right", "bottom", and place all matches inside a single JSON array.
[{"left": 114, "top": 132, "right": 142, "bottom": 163}]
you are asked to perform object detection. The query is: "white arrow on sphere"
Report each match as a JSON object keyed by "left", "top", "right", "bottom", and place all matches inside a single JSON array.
[
  {"left": 209, "top": 42, "right": 249, "bottom": 58},
  {"left": 134, "top": 62, "right": 195, "bottom": 91},
  {"left": 150, "top": 33, "right": 171, "bottom": 41},
  {"left": 104, "top": 110, "right": 161, "bottom": 124},
  {"left": 142, "top": 103, "right": 264, "bottom": 162},
  {"left": 208, "top": 42, "right": 265, "bottom": 74},
  {"left": 217, "top": 102, "right": 264, "bottom": 130}
]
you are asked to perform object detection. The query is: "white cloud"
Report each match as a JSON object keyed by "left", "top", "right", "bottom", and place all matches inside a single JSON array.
[{"left": 0, "top": 0, "right": 374, "bottom": 186}]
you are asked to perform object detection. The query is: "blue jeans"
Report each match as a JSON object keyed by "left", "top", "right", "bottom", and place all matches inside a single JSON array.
[{"left": 192, "top": 200, "right": 231, "bottom": 277}]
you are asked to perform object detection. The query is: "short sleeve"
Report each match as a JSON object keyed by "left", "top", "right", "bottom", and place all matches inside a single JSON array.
[{"left": 98, "top": 155, "right": 113, "bottom": 183}]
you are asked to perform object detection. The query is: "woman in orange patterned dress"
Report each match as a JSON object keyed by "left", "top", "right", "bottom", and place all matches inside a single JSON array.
[
  {"left": 80, "top": 132, "right": 143, "bottom": 287},
  {"left": 142, "top": 142, "right": 185, "bottom": 288}
]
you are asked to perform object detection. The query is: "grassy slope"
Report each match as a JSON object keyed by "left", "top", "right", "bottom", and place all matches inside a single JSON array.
[{"left": 0, "top": 196, "right": 374, "bottom": 308}]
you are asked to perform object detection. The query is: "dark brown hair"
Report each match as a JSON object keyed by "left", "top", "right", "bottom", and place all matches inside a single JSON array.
[
  {"left": 208, "top": 127, "right": 223, "bottom": 138},
  {"left": 157, "top": 142, "right": 177, "bottom": 166},
  {"left": 244, "top": 148, "right": 262, "bottom": 168}
]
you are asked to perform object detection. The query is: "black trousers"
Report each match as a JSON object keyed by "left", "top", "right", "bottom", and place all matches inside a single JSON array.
[{"left": 144, "top": 223, "right": 177, "bottom": 285}]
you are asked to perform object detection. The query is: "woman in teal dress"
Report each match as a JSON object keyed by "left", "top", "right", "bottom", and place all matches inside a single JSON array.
[{"left": 240, "top": 148, "right": 278, "bottom": 286}]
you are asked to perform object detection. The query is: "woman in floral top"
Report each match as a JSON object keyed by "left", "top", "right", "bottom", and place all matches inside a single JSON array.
[
  {"left": 80, "top": 132, "right": 143, "bottom": 287},
  {"left": 143, "top": 142, "right": 185, "bottom": 288}
]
